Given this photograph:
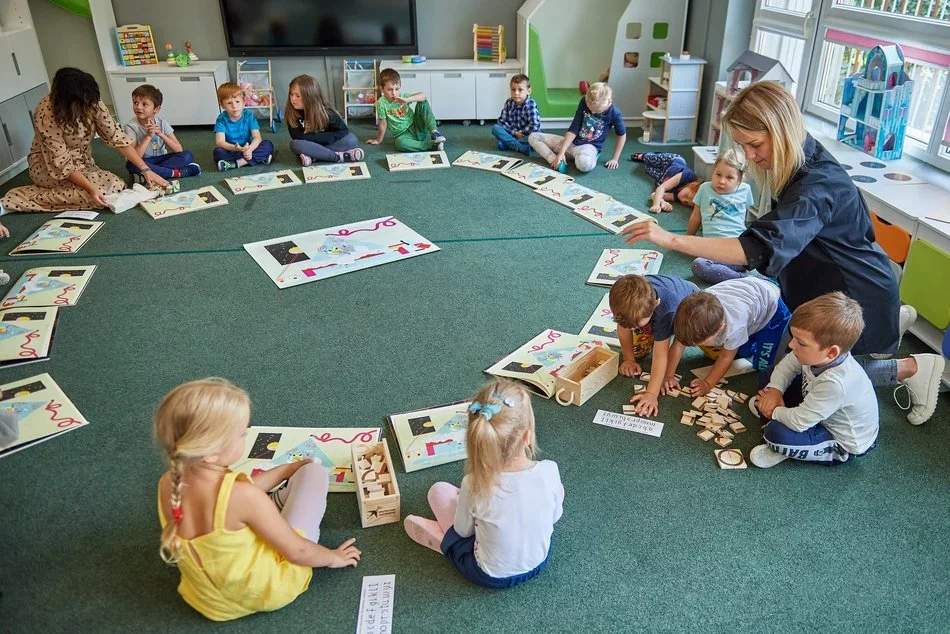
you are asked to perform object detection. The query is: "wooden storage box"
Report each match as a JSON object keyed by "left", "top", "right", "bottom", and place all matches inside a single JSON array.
[
  {"left": 352, "top": 439, "right": 401, "bottom": 528},
  {"left": 554, "top": 345, "right": 619, "bottom": 406}
]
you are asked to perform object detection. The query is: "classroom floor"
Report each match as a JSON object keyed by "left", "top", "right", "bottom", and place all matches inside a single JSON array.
[{"left": 1, "top": 121, "right": 947, "bottom": 633}]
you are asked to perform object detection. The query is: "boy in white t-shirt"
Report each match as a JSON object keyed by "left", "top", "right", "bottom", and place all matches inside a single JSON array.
[
  {"left": 750, "top": 292, "right": 879, "bottom": 468},
  {"left": 666, "top": 276, "right": 791, "bottom": 397}
]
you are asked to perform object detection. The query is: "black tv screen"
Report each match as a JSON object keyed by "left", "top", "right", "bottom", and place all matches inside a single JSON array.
[{"left": 219, "top": 0, "right": 418, "bottom": 56}]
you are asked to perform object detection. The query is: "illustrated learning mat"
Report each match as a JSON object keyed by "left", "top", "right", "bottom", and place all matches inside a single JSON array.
[
  {"left": 230, "top": 426, "right": 383, "bottom": 493},
  {"left": 303, "top": 162, "right": 371, "bottom": 183},
  {"left": 0, "top": 266, "right": 97, "bottom": 309},
  {"left": 0, "top": 307, "right": 58, "bottom": 367},
  {"left": 502, "top": 162, "right": 573, "bottom": 189},
  {"left": 579, "top": 293, "right": 621, "bottom": 348},
  {"left": 139, "top": 186, "right": 229, "bottom": 219},
  {"left": 485, "top": 329, "right": 605, "bottom": 398},
  {"left": 535, "top": 180, "right": 601, "bottom": 208},
  {"left": 387, "top": 400, "right": 470, "bottom": 472},
  {"left": 0, "top": 373, "right": 88, "bottom": 459},
  {"left": 225, "top": 169, "right": 303, "bottom": 194},
  {"left": 244, "top": 216, "right": 440, "bottom": 289},
  {"left": 571, "top": 197, "right": 656, "bottom": 235},
  {"left": 586, "top": 249, "right": 664, "bottom": 287},
  {"left": 9, "top": 220, "right": 103, "bottom": 256},
  {"left": 386, "top": 151, "right": 450, "bottom": 171},
  {"left": 452, "top": 150, "right": 524, "bottom": 173}
]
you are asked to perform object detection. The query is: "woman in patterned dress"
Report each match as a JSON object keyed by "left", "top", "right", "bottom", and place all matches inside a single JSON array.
[{"left": 0, "top": 67, "right": 169, "bottom": 224}]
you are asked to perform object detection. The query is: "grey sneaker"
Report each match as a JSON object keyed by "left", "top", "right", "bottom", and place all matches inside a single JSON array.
[
  {"left": 750, "top": 444, "right": 788, "bottom": 468},
  {"left": 894, "top": 354, "right": 946, "bottom": 425},
  {"left": 217, "top": 159, "right": 237, "bottom": 172}
]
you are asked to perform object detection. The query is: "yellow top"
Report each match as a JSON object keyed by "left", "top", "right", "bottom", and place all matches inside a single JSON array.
[{"left": 158, "top": 470, "right": 312, "bottom": 621}]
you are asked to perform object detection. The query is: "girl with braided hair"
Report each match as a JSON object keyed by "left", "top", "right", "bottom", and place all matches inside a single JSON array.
[
  {"left": 403, "top": 379, "right": 564, "bottom": 589},
  {"left": 154, "top": 378, "right": 360, "bottom": 621}
]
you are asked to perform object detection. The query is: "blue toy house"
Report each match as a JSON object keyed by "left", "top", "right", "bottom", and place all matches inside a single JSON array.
[{"left": 837, "top": 44, "right": 914, "bottom": 160}]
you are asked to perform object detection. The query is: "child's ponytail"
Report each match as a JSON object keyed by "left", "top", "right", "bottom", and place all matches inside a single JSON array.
[
  {"left": 153, "top": 378, "right": 251, "bottom": 565},
  {"left": 465, "top": 380, "right": 536, "bottom": 503}
]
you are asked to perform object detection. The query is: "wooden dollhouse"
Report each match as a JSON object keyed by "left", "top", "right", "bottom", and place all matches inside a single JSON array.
[
  {"left": 836, "top": 44, "right": 914, "bottom": 161},
  {"left": 706, "top": 50, "right": 793, "bottom": 146}
]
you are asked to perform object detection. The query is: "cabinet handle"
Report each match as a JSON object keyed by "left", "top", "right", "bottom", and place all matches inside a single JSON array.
[
  {"left": 2, "top": 122, "right": 11, "bottom": 146},
  {"left": 402, "top": 73, "right": 416, "bottom": 78},
  {"left": 11, "top": 52, "right": 20, "bottom": 76},
  {"left": 125, "top": 77, "right": 147, "bottom": 82},
  {"left": 180, "top": 76, "right": 200, "bottom": 82},
  {"left": 489, "top": 73, "right": 505, "bottom": 78},
  {"left": 443, "top": 73, "right": 461, "bottom": 78}
]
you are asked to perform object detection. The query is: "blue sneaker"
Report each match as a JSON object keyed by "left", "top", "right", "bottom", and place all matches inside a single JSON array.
[
  {"left": 431, "top": 130, "right": 446, "bottom": 144},
  {"left": 181, "top": 162, "right": 202, "bottom": 177}
]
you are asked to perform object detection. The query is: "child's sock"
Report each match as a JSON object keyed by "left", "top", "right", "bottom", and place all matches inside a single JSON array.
[
  {"left": 181, "top": 163, "right": 201, "bottom": 177},
  {"left": 171, "top": 169, "right": 182, "bottom": 177},
  {"left": 299, "top": 153, "right": 312, "bottom": 167},
  {"left": 404, "top": 515, "right": 444, "bottom": 553},
  {"left": 217, "top": 159, "right": 238, "bottom": 171},
  {"left": 236, "top": 158, "right": 249, "bottom": 167}
]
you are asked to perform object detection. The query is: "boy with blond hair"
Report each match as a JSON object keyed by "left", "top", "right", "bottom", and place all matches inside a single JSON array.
[
  {"left": 123, "top": 84, "right": 201, "bottom": 183},
  {"left": 213, "top": 82, "right": 274, "bottom": 171},
  {"left": 367, "top": 68, "right": 446, "bottom": 152},
  {"left": 668, "top": 276, "right": 791, "bottom": 397},
  {"left": 528, "top": 82, "right": 626, "bottom": 173},
  {"left": 609, "top": 274, "right": 699, "bottom": 417},
  {"left": 750, "top": 292, "right": 878, "bottom": 468},
  {"left": 492, "top": 74, "right": 540, "bottom": 156}
]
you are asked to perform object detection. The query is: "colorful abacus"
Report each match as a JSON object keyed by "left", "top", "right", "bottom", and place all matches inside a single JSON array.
[
  {"left": 114, "top": 24, "right": 158, "bottom": 67},
  {"left": 473, "top": 24, "right": 506, "bottom": 64}
]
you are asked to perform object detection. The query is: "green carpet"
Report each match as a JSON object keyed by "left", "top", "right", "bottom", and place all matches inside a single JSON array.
[{"left": 0, "top": 122, "right": 947, "bottom": 633}]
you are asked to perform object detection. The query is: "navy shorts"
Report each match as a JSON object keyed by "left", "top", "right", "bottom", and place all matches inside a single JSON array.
[{"left": 441, "top": 527, "right": 550, "bottom": 589}]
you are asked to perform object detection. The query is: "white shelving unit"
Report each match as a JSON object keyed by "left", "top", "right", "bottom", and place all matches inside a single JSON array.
[
  {"left": 236, "top": 59, "right": 281, "bottom": 132},
  {"left": 0, "top": 0, "right": 49, "bottom": 186},
  {"left": 89, "top": 0, "right": 228, "bottom": 126},
  {"left": 639, "top": 54, "right": 705, "bottom": 145},
  {"left": 342, "top": 59, "right": 378, "bottom": 124},
  {"left": 378, "top": 58, "right": 522, "bottom": 125},
  {"left": 706, "top": 80, "right": 735, "bottom": 146}
]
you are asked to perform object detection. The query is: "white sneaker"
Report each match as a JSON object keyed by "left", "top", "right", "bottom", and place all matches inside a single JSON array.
[
  {"left": 750, "top": 444, "right": 789, "bottom": 468},
  {"left": 894, "top": 353, "right": 946, "bottom": 425},
  {"left": 898, "top": 304, "right": 917, "bottom": 348},
  {"left": 404, "top": 515, "right": 444, "bottom": 553}
]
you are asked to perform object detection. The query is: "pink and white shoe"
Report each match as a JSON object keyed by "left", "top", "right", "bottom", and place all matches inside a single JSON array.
[
  {"left": 404, "top": 515, "right": 444, "bottom": 553},
  {"left": 299, "top": 153, "right": 312, "bottom": 167}
]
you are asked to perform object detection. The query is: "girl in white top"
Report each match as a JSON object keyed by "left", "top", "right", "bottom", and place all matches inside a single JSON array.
[{"left": 404, "top": 379, "right": 564, "bottom": 588}]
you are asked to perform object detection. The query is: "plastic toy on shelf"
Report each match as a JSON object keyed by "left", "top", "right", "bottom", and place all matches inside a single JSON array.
[
  {"left": 342, "top": 59, "right": 379, "bottom": 124},
  {"left": 836, "top": 44, "right": 914, "bottom": 161},
  {"left": 235, "top": 59, "right": 282, "bottom": 132}
]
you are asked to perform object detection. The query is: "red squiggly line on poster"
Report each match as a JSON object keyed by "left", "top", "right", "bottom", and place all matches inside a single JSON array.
[
  {"left": 46, "top": 400, "right": 83, "bottom": 428},
  {"left": 604, "top": 249, "right": 620, "bottom": 266},
  {"left": 329, "top": 217, "right": 398, "bottom": 237},
  {"left": 18, "top": 331, "right": 40, "bottom": 358},
  {"left": 55, "top": 284, "right": 77, "bottom": 306},
  {"left": 58, "top": 236, "right": 82, "bottom": 253},
  {"left": 311, "top": 430, "right": 378, "bottom": 444},
  {"left": 529, "top": 330, "right": 561, "bottom": 352}
]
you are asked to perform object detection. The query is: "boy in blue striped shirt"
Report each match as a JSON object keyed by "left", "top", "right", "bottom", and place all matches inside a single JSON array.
[{"left": 492, "top": 74, "right": 540, "bottom": 156}]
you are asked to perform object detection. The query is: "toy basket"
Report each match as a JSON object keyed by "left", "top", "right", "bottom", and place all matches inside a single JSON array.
[{"left": 236, "top": 59, "right": 282, "bottom": 132}]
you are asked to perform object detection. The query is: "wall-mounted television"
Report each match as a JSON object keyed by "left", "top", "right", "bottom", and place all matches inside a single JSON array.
[{"left": 219, "top": 0, "right": 418, "bottom": 57}]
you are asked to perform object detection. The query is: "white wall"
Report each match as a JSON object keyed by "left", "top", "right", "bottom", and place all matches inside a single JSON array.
[
  {"left": 531, "top": 0, "right": 628, "bottom": 88},
  {"left": 28, "top": 0, "right": 108, "bottom": 97}
]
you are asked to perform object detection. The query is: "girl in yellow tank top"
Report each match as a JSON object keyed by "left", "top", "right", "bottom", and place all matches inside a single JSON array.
[{"left": 154, "top": 378, "right": 361, "bottom": 622}]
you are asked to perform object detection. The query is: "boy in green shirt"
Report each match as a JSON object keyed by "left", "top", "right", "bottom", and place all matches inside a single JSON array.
[{"left": 367, "top": 68, "right": 446, "bottom": 152}]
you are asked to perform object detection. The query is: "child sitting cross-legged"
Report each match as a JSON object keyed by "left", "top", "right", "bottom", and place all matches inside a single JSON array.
[
  {"left": 610, "top": 274, "right": 700, "bottom": 417},
  {"left": 667, "top": 276, "right": 791, "bottom": 397},
  {"left": 286, "top": 74, "right": 364, "bottom": 166},
  {"left": 367, "top": 68, "right": 446, "bottom": 152},
  {"left": 630, "top": 151, "right": 700, "bottom": 213},
  {"left": 123, "top": 84, "right": 201, "bottom": 184},
  {"left": 155, "top": 378, "right": 360, "bottom": 621},
  {"left": 213, "top": 82, "right": 275, "bottom": 171},
  {"left": 403, "top": 379, "right": 564, "bottom": 589},
  {"left": 528, "top": 82, "right": 626, "bottom": 173},
  {"left": 491, "top": 73, "right": 540, "bottom": 155},
  {"left": 750, "top": 292, "right": 879, "bottom": 468}
]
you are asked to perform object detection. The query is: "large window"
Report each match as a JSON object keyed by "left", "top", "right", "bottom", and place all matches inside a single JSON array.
[{"left": 755, "top": 0, "right": 950, "bottom": 170}]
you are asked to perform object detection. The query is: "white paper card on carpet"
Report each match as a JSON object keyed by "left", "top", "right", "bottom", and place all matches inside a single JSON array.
[
  {"left": 572, "top": 197, "right": 655, "bottom": 235},
  {"left": 386, "top": 151, "right": 450, "bottom": 171},
  {"left": 452, "top": 150, "right": 523, "bottom": 172},
  {"left": 579, "top": 293, "right": 620, "bottom": 347},
  {"left": 592, "top": 410, "right": 663, "bottom": 437},
  {"left": 303, "top": 162, "right": 371, "bottom": 183},
  {"left": 244, "top": 216, "right": 439, "bottom": 288},
  {"left": 691, "top": 358, "right": 754, "bottom": 380},
  {"left": 356, "top": 574, "right": 395, "bottom": 634},
  {"left": 225, "top": 169, "right": 302, "bottom": 194},
  {"left": 586, "top": 248, "right": 663, "bottom": 287},
  {"left": 55, "top": 210, "right": 99, "bottom": 220}
]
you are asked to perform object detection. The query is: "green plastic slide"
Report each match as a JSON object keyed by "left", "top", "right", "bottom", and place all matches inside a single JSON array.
[
  {"left": 528, "top": 24, "right": 582, "bottom": 119},
  {"left": 47, "top": 0, "right": 91, "bottom": 18}
]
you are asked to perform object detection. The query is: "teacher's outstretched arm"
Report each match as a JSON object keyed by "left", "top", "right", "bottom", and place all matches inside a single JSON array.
[{"left": 622, "top": 220, "right": 748, "bottom": 265}]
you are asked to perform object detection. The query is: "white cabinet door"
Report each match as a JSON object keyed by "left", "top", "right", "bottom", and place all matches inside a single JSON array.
[
  {"left": 0, "top": 95, "right": 33, "bottom": 163},
  {"left": 148, "top": 75, "right": 221, "bottom": 126},
  {"left": 475, "top": 71, "right": 516, "bottom": 120},
  {"left": 0, "top": 36, "right": 18, "bottom": 104},
  {"left": 5, "top": 28, "right": 46, "bottom": 95},
  {"left": 429, "top": 72, "right": 476, "bottom": 121},
  {"left": 394, "top": 71, "right": 431, "bottom": 99}
]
